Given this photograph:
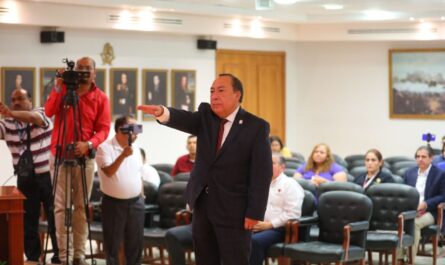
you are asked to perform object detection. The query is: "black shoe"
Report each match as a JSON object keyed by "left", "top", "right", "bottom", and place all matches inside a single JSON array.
[{"left": 51, "top": 254, "right": 62, "bottom": 264}]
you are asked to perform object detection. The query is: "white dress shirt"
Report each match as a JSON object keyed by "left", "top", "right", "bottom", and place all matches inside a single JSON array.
[
  {"left": 264, "top": 172, "right": 305, "bottom": 228},
  {"left": 416, "top": 164, "right": 431, "bottom": 203},
  {"left": 95, "top": 137, "right": 143, "bottom": 199},
  {"left": 142, "top": 163, "right": 161, "bottom": 188}
]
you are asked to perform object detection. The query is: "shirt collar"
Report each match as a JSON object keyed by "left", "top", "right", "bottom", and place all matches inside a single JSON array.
[
  {"left": 418, "top": 164, "right": 432, "bottom": 176},
  {"left": 225, "top": 106, "right": 240, "bottom": 124}
]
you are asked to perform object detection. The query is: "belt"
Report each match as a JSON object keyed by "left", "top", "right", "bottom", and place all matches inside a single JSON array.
[{"left": 103, "top": 193, "right": 141, "bottom": 203}]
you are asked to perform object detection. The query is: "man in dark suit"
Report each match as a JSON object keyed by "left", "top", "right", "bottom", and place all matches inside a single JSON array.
[
  {"left": 403, "top": 145, "right": 445, "bottom": 262},
  {"left": 138, "top": 73, "right": 272, "bottom": 265}
]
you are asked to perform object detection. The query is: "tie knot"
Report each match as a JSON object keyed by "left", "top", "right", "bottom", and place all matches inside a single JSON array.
[{"left": 220, "top": 119, "right": 228, "bottom": 126}]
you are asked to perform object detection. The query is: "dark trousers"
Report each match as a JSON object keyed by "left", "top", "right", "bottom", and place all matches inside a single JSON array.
[
  {"left": 101, "top": 194, "right": 145, "bottom": 265},
  {"left": 192, "top": 192, "right": 251, "bottom": 265},
  {"left": 249, "top": 227, "right": 285, "bottom": 265},
  {"left": 17, "top": 171, "right": 59, "bottom": 261},
  {"left": 165, "top": 224, "right": 193, "bottom": 265}
]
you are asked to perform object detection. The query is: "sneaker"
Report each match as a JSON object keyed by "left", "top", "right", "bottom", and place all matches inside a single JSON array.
[{"left": 73, "top": 258, "right": 89, "bottom": 265}]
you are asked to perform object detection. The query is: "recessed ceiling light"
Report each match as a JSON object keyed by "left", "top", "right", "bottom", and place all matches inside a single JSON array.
[
  {"left": 363, "top": 10, "right": 396, "bottom": 21},
  {"left": 273, "top": 0, "right": 299, "bottom": 5},
  {"left": 323, "top": 4, "right": 344, "bottom": 10},
  {"left": 409, "top": 17, "right": 415, "bottom": 21}
]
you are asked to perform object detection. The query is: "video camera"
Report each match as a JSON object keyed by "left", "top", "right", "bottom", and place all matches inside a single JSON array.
[
  {"left": 56, "top": 58, "right": 90, "bottom": 91},
  {"left": 422, "top": 133, "right": 436, "bottom": 143},
  {"left": 120, "top": 124, "right": 143, "bottom": 135}
]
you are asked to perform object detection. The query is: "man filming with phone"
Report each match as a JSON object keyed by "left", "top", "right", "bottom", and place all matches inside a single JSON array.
[
  {"left": 0, "top": 88, "right": 60, "bottom": 263},
  {"left": 95, "top": 115, "right": 145, "bottom": 265},
  {"left": 45, "top": 57, "right": 111, "bottom": 265}
]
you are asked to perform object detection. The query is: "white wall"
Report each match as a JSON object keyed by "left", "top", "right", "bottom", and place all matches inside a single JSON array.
[{"left": 292, "top": 41, "right": 445, "bottom": 158}]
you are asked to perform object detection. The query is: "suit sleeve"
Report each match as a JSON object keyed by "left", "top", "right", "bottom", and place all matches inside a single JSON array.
[
  {"left": 425, "top": 171, "right": 445, "bottom": 211},
  {"left": 245, "top": 121, "right": 272, "bottom": 220},
  {"left": 164, "top": 106, "right": 201, "bottom": 136}
]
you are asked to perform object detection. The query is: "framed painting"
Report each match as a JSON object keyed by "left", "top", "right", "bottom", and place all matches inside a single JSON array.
[
  {"left": 110, "top": 68, "right": 138, "bottom": 119},
  {"left": 141, "top": 69, "right": 168, "bottom": 120},
  {"left": 95, "top": 68, "right": 106, "bottom": 92},
  {"left": 40, "top": 67, "right": 58, "bottom": 105},
  {"left": 1, "top": 67, "right": 36, "bottom": 106},
  {"left": 171, "top": 69, "right": 196, "bottom": 111},
  {"left": 389, "top": 49, "right": 445, "bottom": 119}
]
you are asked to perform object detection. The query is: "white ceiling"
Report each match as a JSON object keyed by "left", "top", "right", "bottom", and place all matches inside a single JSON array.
[{"left": 23, "top": 0, "right": 445, "bottom": 24}]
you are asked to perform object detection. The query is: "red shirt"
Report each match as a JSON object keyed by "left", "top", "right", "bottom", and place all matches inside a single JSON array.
[
  {"left": 171, "top": 154, "right": 195, "bottom": 176},
  {"left": 45, "top": 83, "right": 111, "bottom": 156}
]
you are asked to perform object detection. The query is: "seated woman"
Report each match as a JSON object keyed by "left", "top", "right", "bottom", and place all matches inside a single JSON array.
[
  {"left": 269, "top": 135, "right": 292, "bottom": 158},
  {"left": 293, "top": 143, "right": 346, "bottom": 186},
  {"left": 353, "top": 148, "right": 394, "bottom": 190}
]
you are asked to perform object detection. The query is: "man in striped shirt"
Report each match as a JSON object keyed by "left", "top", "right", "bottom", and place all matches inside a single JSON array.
[{"left": 0, "top": 88, "right": 60, "bottom": 263}]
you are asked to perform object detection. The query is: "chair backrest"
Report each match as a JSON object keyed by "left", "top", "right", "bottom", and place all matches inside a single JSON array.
[
  {"left": 395, "top": 167, "right": 410, "bottom": 177},
  {"left": 175, "top": 172, "right": 191, "bottom": 182},
  {"left": 317, "top": 181, "right": 364, "bottom": 197},
  {"left": 294, "top": 178, "right": 317, "bottom": 196},
  {"left": 157, "top": 171, "right": 173, "bottom": 187},
  {"left": 152, "top": 163, "right": 174, "bottom": 175},
  {"left": 90, "top": 176, "right": 102, "bottom": 202},
  {"left": 391, "top": 161, "right": 417, "bottom": 172},
  {"left": 350, "top": 159, "right": 365, "bottom": 169},
  {"left": 285, "top": 161, "right": 302, "bottom": 170},
  {"left": 284, "top": 168, "right": 295, "bottom": 177},
  {"left": 333, "top": 154, "right": 348, "bottom": 169},
  {"left": 349, "top": 166, "right": 367, "bottom": 177},
  {"left": 318, "top": 191, "right": 372, "bottom": 247},
  {"left": 366, "top": 183, "right": 419, "bottom": 231},
  {"left": 384, "top": 156, "right": 414, "bottom": 166},
  {"left": 301, "top": 190, "right": 316, "bottom": 217},
  {"left": 143, "top": 180, "right": 158, "bottom": 204},
  {"left": 157, "top": 181, "right": 188, "bottom": 228},
  {"left": 345, "top": 154, "right": 365, "bottom": 165},
  {"left": 291, "top": 152, "right": 305, "bottom": 163},
  {"left": 391, "top": 174, "right": 404, "bottom": 184}
]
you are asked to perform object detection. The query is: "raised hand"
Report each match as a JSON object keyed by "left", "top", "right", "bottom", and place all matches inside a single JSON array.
[{"left": 0, "top": 102, "right": 12, "bottom": 117}]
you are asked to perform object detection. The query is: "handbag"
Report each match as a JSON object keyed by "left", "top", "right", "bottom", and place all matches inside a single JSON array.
[{"left": 14, "top": 124, "right": 35, "bottom": 178}]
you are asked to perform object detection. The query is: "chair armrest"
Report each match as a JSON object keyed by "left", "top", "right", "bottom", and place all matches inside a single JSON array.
[
  {"left": 289, "top": 216, "right": 318, "bottom": 243},
  {"left": 348, "top": 220, "right": 369, "bottom": 232},
  {"left": 294, "top": 215, "right": 319, "bottom": 227},
  {"left": 343, "top": 225, "right": 351, "bottom": 261},
  {"left": 175, "top": 209, "right": 192, "bottom": 225},
  {"left": 400, "top": 210, "right": 417, "bottom": 220},
  {"left": 437, "top": 203, "right": 444, "bottom": 229},
  {"left": 144, "top": 204, "right": 160, "bottom": 214}
]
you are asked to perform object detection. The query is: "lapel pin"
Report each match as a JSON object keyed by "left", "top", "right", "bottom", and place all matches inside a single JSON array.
[{"left": 239, "top": 120, "right": 243, "bottom": 125}]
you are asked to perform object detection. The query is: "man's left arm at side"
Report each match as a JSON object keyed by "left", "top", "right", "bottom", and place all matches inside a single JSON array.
[{"left": 245, "top": 121, "right": 272, "bottom": 229}]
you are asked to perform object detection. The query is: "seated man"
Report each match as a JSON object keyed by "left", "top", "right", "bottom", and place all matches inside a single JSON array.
[
  {"left": 171, "top": 135, "right": 196, "bottom": 177},
  {"left": 250, "top": 153, "right": 304, "bottom": 265},
  {"left": 403, "top": 145, "right": 445, "bottom": 263},
  {"left": 140, "top": 148, "right": 160, "bottom": 189},
  {"left": 164, "top": 153, "right": 304, "bottom": 265}
]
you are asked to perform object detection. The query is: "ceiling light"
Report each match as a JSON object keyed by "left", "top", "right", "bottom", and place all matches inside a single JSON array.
[
  {"left": 323, "top": 4, "right": 344, "bottom": 10},
  {"left": 441, "top": 16, "right": 445, "bottom": 20},
  {"left": 363, "top": 10, "right": 396, "bottom": 21},
  {"left": 409, "top": 17, "right": 415, "bottom": 21},
  {"left": 273, "top": 0, "right": 299, "bottom": 5}
]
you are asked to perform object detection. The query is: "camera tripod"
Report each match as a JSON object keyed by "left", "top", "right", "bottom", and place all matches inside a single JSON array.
[{"left": 42, "top": 66, "right": 96, "bottom": 265}]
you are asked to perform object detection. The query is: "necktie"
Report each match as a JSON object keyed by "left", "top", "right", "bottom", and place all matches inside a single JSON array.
[{"left": 216, "top": 119, "right": 228, "bottom": 153}]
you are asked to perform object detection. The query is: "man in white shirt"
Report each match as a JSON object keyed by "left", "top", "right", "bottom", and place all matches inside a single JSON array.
[
  {"left": 403, "top": 146, "right": 445, "bottom": 262},
  {"left": 249, "top": 153, "right": 304, "bottom": 265},
  {"left": 140, "top": 147, "right": 160, "bottom": 188},
  {"left": 95, "top": 115, "right": 145, "bottom": 265}
]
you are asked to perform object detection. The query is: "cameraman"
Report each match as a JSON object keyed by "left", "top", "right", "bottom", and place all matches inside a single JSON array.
[
  {"left": 45, "top": 57, "right": 111, "bottom": 265},
  {"left": 95, "top": 115, "right": 145, "bottom": 265},
  {"left": 0, "top": 88, "right": 60, "bottom": 263}
]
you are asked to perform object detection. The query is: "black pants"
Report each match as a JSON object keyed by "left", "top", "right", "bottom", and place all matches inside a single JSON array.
[
  {"left": 165, "top": 224, "right": 193, "bottom": 265},
  {"left": 192, "top": 192, "right": 251, "bottom": 265},
  {"left": 101, "top": 194, "right": 145, "bottom": 265},
  {"left": 17, "top": 171, "right": 59, "bottom": 261}
]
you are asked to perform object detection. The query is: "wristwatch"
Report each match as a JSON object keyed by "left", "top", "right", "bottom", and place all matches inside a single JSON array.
[{"left": 87, "top": 141, "right": 93, "bottom": 151}]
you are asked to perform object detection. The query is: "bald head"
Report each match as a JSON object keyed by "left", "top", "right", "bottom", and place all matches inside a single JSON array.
[{"left": 11, "top": 88, "right": 32, "bottom": 111}]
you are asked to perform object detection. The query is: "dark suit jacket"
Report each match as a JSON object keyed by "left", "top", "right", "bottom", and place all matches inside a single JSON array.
[
  {"left": 403, "top": 165, "right": 445, "bottom": 220},
  {"left": 165, "top": 103, "right": 272, "bottom": 228},
  {"left": 354, "top": 170, "right": 394, "bottom": 190}
]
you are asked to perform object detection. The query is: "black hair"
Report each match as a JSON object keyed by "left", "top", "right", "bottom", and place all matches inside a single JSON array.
[
  {"left": 218, "top": 73, "right": 244, "bottom": 103},
  {"left": 415, "top": 145, "right": 434, "bottom": 158},
  {"left": 114, "top": 114, "right": 134, "bottom": 133},
  {"left": 269, "top": 135, "right": 284, "bottom": 150}
]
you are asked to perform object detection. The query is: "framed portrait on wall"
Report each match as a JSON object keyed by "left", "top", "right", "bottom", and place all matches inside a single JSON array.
[
  {"left": 171, "top": 69, "right": 196, "bottom": 111},
  {"left": 1, "top": 67, "right": 36, "bottom": 106},
  {"left": 389, "top": 49, "right": 445, "bottom": 119},
  {"left": 40, "top": 68, "right": 58, "bottom": 106},
  {"left": 142, "top": 69, "right": 167, "bottom": 120},
  {"left": 110, "top": 68, "right": 137, "bottom": 119},
  {"left": 95, "top": 68, "right": 106, "bottom": 92}
]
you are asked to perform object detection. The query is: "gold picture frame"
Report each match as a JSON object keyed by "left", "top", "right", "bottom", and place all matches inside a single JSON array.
[
  {"left": 171, "top": 69, "right": 196, "bottom": 111},
  {"left": 1, "top": 67, "right": 36, "bottom": 106},
  {"left": 141, "top": 69, "right": 168, "bottom": 121},
  {"left": 110, "top": 68, "right": 138, "bottom": 119}
]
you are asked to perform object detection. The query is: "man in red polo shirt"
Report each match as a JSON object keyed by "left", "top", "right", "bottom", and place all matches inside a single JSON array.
[
  {"left": 171, "top": 135, "right": 196, "bottom": 177},
  {"left": 45, "top": 57, "right": 111, "bottom": 265}
]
